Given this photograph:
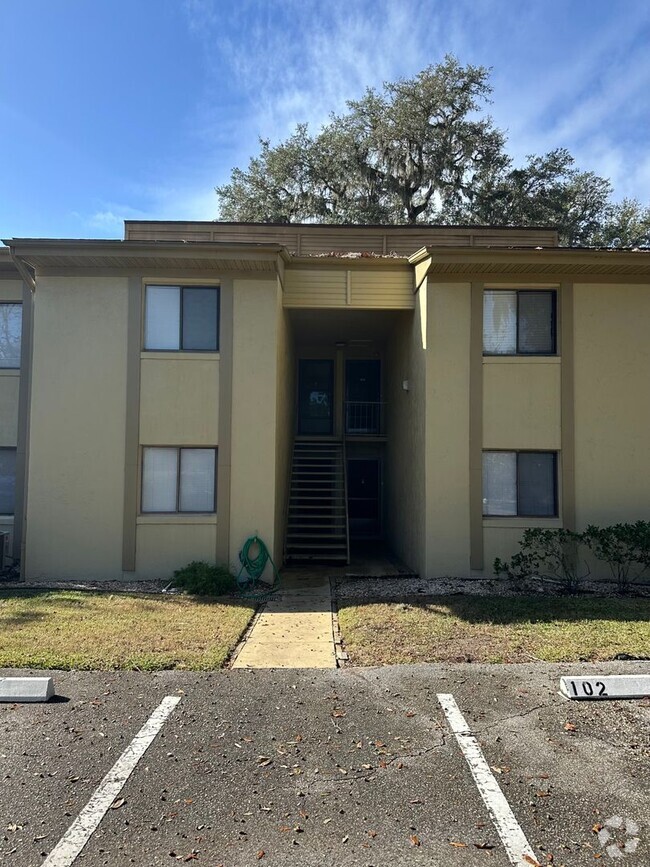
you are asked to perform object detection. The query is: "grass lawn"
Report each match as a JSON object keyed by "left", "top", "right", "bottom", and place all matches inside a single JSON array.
[
  {"left": 0, "top": 589, "right": 256, "bottom": 671},
  {"left": 338, "top": 594, "right": 650, "bottom": 665}
]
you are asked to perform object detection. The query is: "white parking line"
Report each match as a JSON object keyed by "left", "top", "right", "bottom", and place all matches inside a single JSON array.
[
  {"left": 42, "top": 695, "right": 181, "bottom": 867},
  {"left": 437, "top": 693, "right": 539, "bottom": 867}
]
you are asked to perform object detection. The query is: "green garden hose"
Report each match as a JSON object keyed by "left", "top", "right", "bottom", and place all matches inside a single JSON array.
[{"left": 236, "top": 535, "right": 281, "bottom": 596}]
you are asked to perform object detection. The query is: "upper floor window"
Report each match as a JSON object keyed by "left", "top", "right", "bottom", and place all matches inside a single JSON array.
[
  {"left": 144, "top": 285, "right": 219, "bottom": 351},
  {"left": 0, "top": 447, "right": 16, "bottom": 515},
  {"left": 0, "top": 303, "right": 22, "bottom": 368},
  {"left": 483, "top": 290, "right": 556, "bottom": 355}
]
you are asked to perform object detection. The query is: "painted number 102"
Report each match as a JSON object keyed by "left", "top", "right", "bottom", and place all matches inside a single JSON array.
[{"left": 570, "top": 680, "right": 608, "bottom": 697}]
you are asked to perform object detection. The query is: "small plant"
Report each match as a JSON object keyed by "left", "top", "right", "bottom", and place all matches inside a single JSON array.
[
  {"left": 494, "top": 527, "right": 589, "bottom": 594},
  {"left": 172, "top": 561, "right": 236, "bottom": 596},
  {"left": 583, "top": 521, "right": 650, "bottom": 594}
]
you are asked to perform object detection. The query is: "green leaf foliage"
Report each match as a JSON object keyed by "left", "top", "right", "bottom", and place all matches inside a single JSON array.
[
  {"left": 216, "top": 56, "right": 649, "bottom": 247},
  {"left": 172, "top": 561, "right": 236, "bottom": 596}
]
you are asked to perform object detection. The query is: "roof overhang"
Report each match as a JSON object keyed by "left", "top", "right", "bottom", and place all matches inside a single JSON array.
[
  {"left": 409, "top": 246, "right": 650, "bottom": 287},
  {"left": 2, "top": 238, "right": 290, "bottom": 277}
]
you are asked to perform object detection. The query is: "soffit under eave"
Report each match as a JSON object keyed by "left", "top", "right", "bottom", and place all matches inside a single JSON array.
[{"left": 16, "top": 253, "right": 280, "bottom": 273}]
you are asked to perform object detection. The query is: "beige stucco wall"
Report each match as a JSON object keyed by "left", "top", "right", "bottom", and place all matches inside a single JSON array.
[
  {"left": 139, "top": 355, "right": 219, "bottom": 445},
  {"left": 385, "top": 306, "right": 426, "bottom": 575},
  {"left": 274, "top": 293, "right": 295, "bottom": 562},
  {"left": 229, "top": 277, "right": 280, "bottom": 577},
  {"left": 483, "top": 359, "right": 561, "bottom": 449},
  {"left": 135, "top": 519, "right": 218, "bottom": 578},
  {"left": 573, "top": 282, "right": 650, "bottom": 526},
  {"left": 425, "top": 281, "right": 472, "bottom": 576},
  {"left": 25, "top": 276, "right": 128, "bottom": 579}
]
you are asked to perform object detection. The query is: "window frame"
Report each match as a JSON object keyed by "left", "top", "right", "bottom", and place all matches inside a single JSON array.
[
  {"left": 0, "top": 445, "right": 17, "bottom": 516},
  {"left": 0, "top": 302, "right": 23, "bottom": 369},
  {"left": 140, "top": 446, "right": 217, "bottom": 514},
  {"left": 143, "top": 285, "right": 220, "bottom": 353},
  {"left": 483, "top": 289, "right": 557, "bottom": 357},
  {"left": 482, "top": 449, "right": 558, "bottom": 518}
]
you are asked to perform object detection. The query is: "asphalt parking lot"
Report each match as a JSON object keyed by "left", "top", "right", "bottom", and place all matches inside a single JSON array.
[{"left": 1, "top": 662, "right": 648, "bottom": 867}]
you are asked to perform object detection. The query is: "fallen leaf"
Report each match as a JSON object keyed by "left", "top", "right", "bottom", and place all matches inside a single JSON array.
[
  {"left": 592, "top": 823, "right": 603, "bottom": 833},
  {"left": 406, "top": 711, "right": 416, "bottom": 717},
  {"left": 110, "top": 798, "right": 126, "bottom": 810},
  {"left": 409, "top": 834, "right": 421, "bottom": 847},
  {"left": 368, "top": 830, "right": 377, "bottom": 838},
  {"left": 474, "top": 842, "right": 495, "bottom": 850},
  {"left": 256, "top": 851, "right": 265, "bottom": 860},
  {"left": 332, "top": 710, "right": 346, "bottom": 718},
  {"left": 342, "top": 835, "right": 349, "bottom": 843},
  {"left": 449, "top": 841, "right": 467, "bottom": 848},
  {"left": 323, "top": 819, "right": 332, "bottom": 825},
  {"left": 536, "top": 791, "right": 551, "bottom": 798},
  {"left": 183, "top": 853, "right": 199, "bottom": 862},
  {"left": 523, "top": 856, "right": 542, "bottom": 867},
  {"left": 564, "top": 722, "right": 577, "bottom": 732}
]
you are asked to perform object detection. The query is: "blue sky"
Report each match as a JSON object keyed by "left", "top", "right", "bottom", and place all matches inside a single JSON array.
[{"left": 2, "top": 0, "right": 650, "bottom": 240}]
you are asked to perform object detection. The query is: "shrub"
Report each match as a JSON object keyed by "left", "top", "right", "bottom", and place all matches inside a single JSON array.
[
  {"left": 494, "top": 527, "right": 589, "bottom": 594},
  {"left": 583, "top": 521, "right": 650, "bottom": 594},
  {"left": 172, "top": 561, "right": 236, "bottom": 596}
]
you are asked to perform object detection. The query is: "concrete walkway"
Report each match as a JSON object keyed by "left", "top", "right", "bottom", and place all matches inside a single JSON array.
[{"left": 231, "top": 574, "right": 336, "bottom": 669}]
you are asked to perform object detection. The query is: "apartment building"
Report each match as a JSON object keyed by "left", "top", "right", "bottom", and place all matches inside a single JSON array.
[{"left": 1, "top": 222, "right": 649, "bottom": 581}]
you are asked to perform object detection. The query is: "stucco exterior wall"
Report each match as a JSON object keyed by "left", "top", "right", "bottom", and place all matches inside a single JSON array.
[
  {"left": 483, "top": 359, "right": 561, "bottom": 449},
  {"left": 573, "top": 282, "right": 650, "bottom": 526},
  {"left": 135, "top": 519, "right": 218, "bottom": 577},
  {"left": 140, "top": 355, "right": 219, "bottom": 446},
  {"left": 25, "top": 276, "right": 128, "bottom": 579},
  {"left": 229, "top": 277, "right": 280, "bottom": 577},
  {"left": 385, "top": 306, "right": 426, "bottom": 575},
  {"left": 425, "top": 281, "right": 472, "bottom": 576}
]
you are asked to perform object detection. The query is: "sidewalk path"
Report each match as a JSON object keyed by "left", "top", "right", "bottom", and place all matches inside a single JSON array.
[{"left": 231, "top": 575, "right": 336, "bottom": 668}]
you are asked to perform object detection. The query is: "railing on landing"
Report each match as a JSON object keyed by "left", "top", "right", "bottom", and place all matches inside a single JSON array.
[{"left": 344, "top": 401, "right": 386, "bottom": 436}]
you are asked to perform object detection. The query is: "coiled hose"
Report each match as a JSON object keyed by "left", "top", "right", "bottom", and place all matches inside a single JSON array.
[{"left": 236, "top": 535, "right": 280, "bottom": 596}]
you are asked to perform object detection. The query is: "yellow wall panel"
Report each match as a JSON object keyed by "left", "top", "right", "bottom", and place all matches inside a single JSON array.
[
  {"left": 140, "top": 357, "right": 219, "bottom": 446},
  {"left": 25, "top": 276, "right": 128, "bottom": 579},
  {"left": 483, "top": 360, "right": 561, "bottom": 449},
  {"left": 574, "top": 283, "right": 650, "bottom": 525}
]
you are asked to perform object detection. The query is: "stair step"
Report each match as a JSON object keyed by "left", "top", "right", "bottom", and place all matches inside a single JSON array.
[{"left": 286, "top": 543, "right": 348, "bottom": 550}]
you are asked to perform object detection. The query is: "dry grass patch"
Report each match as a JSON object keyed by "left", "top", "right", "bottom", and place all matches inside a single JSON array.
[
  {"left": 0, "top": 589, "right": 256, "bottom": 671},
  {"left": 338, "top": 595, "right": 650, "bottom": 665}
]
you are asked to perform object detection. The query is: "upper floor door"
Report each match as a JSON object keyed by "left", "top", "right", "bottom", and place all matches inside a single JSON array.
[
  {"left": 298, "top": 359, "right": 334, "bottom": 435},
  {"left": 345, "top": 359, "right": 381, "bottom": 435}
]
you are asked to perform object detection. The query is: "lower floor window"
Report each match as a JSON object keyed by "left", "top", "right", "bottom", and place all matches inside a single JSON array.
[
  {"left": 0, "top": 448, "right": 16, "bottom": 515},
  {"left": 483, "top": 451, "right": 557, "bottom": 517},
  {"left": 142, "top": 447, "right": 216, "bottom": 513}
]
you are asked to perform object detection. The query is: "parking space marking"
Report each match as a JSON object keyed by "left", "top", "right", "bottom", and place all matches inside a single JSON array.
[
  {"left": 437, "top": 693, "right": 539, "bottom": 867},
  {"left": 42, "top": 695, "right": 181, "bottom": 867}
]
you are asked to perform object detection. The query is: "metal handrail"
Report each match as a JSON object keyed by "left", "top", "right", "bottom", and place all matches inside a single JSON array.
[
  {"left": 344, "top": 401, "right": 385, "bottom": 435},
  {"left": 342, "top": 438, "right": 350, "bottom": 565}
]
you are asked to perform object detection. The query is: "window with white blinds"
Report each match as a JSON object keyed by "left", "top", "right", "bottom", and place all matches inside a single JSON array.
[
  {"left": 483, "top": 290, "right": 556, "bottom": 355},
  {"left": 0, "top": 303, "right": 22, "bottom": 368},
  {"left": 142, "top": 447, "right": 216, "bottom": 513},
  {"left": 144, "top": 285, "right": 219, "bottom": 351},
  {"left": 483, "top": 451, "right": 557, "bottom": 517}
]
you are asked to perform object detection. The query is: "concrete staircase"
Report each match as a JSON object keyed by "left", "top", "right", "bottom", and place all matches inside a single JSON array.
[{"left": 285, "top": 440, "right": 349, "bottom": 563}]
